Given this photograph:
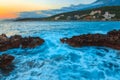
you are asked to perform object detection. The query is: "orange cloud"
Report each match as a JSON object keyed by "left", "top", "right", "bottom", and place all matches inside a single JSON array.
[
  {"left": 0, "top": 6, "right": 17, "bottom": 19},
  {"left": 0, "top": 1, "right": 50, "bottom": 19},
  {"left": 0, "top": 14, "right": 16, "bottom": 19}
]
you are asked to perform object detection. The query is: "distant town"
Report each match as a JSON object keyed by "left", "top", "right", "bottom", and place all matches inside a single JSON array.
[
  {"left": 54, "top": 10, "right": 116, "bottom": 21},
  {"left": 15, "top": 6, "right": 120, "bottom": 21}
]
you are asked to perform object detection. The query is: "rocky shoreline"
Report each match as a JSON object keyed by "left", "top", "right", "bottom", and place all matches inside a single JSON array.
[
  {"left": 60, "top": 30, "right": 120, "bottom": 50},
  {"left": 0, "top": 34, "right": 44, "bottom": 70},
  {"left": 0, "top": 30, "right": 120, "bottom": 71},
  {"left": 0, "top": 34, "right": 44, "bottom": 51},
  {"left": 0, "top": 54, "right": 15, "bottom": 70}
]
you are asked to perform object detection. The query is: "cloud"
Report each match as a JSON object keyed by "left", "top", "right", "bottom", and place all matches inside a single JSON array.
[
  {"left": 17, "top": 4, "right": 89, "bottom": 18},
  {"left": 17, "top": 0, "right": 97, "bottom": 18},
  {"left": 18, "top": 10, "right": 64, "bottom": 18},
  {"left": 17, "top": 0, "right": 120, "bottom": 19}
]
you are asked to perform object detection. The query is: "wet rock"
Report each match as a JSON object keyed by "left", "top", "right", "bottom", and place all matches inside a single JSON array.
[
  {"left": 21, "top": 37, "right": 44, "bottom": 48},
  {"left": 0, "top": 34, "right": 9, "bottom": 43},
  {"left": 0, "top": 34, "right": 44, "bottom": 51},
  {"left": 61, "top": 30, "right": 120, "bottom": 50},
  {"left": 10, "top": 35, "right": 22, "bottom": 48},
  {"left": 0, "top": 54, "right": 15, "bottom": 69}
]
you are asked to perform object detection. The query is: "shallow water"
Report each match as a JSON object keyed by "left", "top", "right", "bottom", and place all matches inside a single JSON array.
[{"left": 0, "top": 21, "right": 120, "bottom": 80}]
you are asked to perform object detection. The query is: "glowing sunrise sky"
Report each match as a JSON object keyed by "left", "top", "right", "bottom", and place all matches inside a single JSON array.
[{"left": 0, "top": 0, "right": 96, "bottom": 19}]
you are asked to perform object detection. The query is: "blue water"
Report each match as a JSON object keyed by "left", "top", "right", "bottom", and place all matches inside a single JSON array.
[{"left": 0, "top": 21, "right": 120, "bottom": 80}]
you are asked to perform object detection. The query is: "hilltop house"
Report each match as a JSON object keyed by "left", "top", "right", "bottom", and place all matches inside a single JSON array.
[
  {"left": 74, "top": 15, "right": 80, "bottom": 19},
  {"left": 90, "top": 10, "right": 101, "bottom": 16},
  {"left": 102, "top": 12, "right": 115, "bottom": 20},
  {"left": 55, "top": 16, "right": 60, "bottom": 20},
  {"left": 54, "top": 15, "right": 64, "bottom": 20}
]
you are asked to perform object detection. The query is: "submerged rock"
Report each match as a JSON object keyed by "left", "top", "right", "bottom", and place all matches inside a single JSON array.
[
  {"left": 0, "top": 34, "right": 44, "bottom": 51},
  {"left": 60, "top": 30, "right": 120, "bottom": 50},
  {"left": 0, "top": 54, "right": 14, "bottom": 69}
]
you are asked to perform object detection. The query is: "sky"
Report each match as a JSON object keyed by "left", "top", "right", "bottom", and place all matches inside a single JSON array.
[{"left": 0, "top": 0, "right": 96, "bottom": 19}]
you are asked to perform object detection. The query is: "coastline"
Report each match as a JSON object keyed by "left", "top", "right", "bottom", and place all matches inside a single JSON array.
[{"left": 13, "top": 19, "right": 120, "bottom": 22}]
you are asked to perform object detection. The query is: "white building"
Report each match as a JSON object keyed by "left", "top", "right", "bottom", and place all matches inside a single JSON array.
[
  {"left": 90, "top": 11, "right": 96, "bottom": 15},
  {"left": 103, "top": 12, "right": 115, "bottom": 20},
  {"left": 54, "top": 15, "right": 64, "bottom": 20},
  {"left": 54, "top": 16, "right": 60, "bottom": 20},
  {"left": 74, "top": 15, "right": 80, "bottom": 19},
  {"left": 90, "top": 10, "right": 101, "bottom": 16},
  {"left": 93, "top": 16, "right": 96, "bottom": 19}
]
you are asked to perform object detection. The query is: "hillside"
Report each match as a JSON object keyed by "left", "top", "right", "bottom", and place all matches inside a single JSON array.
[
  {"left": 18, "top": 0, "right": 120, "bottom": 19},
  {"left": 15, "top": 6, "right": 120, "bottom": 21}
]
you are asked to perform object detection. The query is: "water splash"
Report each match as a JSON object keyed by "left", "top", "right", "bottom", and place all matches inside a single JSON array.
[{"left": 0, "top": 21, "right": 120, "bottom": 80}]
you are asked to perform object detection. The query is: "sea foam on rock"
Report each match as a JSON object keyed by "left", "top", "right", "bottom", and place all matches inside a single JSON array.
[
  {"left": 0, "top": 34, "right": 44, "bottom": 51},
  {"left": 60, "top": 30, "right": 120, "bottom": 50}
]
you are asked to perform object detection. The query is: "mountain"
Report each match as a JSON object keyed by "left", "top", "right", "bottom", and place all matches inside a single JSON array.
[
  {"left": 17, "top": 0, "right": 120, "bottom": 19},
  {"left": 18, "top": 4, "right": 88, "bottom": 18},
  {"left": 94, "top": 0, "right": 120, "bottom": 6},
  {"left": 15, "top": 6, "right": 120, "bottom": 21}
]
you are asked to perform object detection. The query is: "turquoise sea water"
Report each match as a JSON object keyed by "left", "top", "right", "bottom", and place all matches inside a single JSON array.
[{"left": 0, "top": 21, "right": 120, "bottom": 80}]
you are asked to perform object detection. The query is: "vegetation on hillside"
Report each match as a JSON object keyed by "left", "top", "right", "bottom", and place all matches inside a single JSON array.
[{"left": 15, "top": 6, "right": 120, "bottom": 21}]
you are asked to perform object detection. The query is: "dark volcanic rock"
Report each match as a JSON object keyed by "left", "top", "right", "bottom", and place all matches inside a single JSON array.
[
  {"left": 60, "top": 30, "right": 120, "bottom": 50},
  {"left": 0, "top": 34, "right": 44, "bottom": 51},
  {"left": 21, "top": 37, "right": 44, "bottom": 48},
  {"left": 0, "top": 54, "right": 14, "bottom": 69}
]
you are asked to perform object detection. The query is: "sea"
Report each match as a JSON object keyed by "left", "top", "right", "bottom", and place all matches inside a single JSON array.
[{"left": 0, "top": 21, "right": 120, "bottom": 80}]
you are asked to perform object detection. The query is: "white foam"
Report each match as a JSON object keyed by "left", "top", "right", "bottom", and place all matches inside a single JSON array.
[{"left": 0, "top": 21, "right": 120, "bottom": 80}]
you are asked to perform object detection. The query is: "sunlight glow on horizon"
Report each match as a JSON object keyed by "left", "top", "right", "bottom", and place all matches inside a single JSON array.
[{"left": 0, "top": 0, "right": 96, "bottom": 19}]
